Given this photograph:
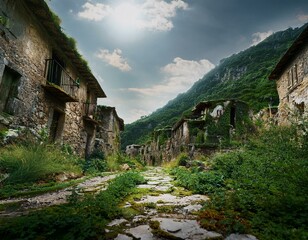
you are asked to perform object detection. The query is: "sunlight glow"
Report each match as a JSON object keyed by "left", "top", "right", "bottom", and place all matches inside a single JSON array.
[{"left": 110, "top": 2, "right": 143, "bottom": 35}]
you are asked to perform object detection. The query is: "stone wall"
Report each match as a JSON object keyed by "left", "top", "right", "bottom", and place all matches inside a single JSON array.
[
  {"left": 0, "top": 1, "right": 101, "bottom": 157},
  {"left": 276, "top": 44, "right": 308, "bottom": 125},
  {"left": 132, "top": 100, "right": 252, "bottom": 165},
  {"left": 95, "top": 106, "right": 124, "bottom": 156}
]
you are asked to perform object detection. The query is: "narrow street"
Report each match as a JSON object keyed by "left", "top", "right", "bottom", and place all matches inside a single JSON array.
[
  {"left": 106, "top": 167, "right": 256, "bottom": 240},
  {"left": 0, "top": 167, "right": 258, "bottom": 239}
]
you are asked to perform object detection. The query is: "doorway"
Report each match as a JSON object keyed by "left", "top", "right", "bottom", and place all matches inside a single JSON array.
[{"left": 49, "top": 109, "right": 64, "bottom": 142}]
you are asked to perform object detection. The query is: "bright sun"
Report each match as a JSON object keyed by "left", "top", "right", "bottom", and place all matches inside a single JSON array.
[{"left": 111, "top": 2, "right": 142, "bottom": 32}]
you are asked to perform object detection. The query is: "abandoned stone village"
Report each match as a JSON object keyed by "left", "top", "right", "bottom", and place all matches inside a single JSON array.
[
  {"left": 0, "top": 1, "right": 307, "bottom": 239},
  {"left": 0, "top": 1, "right": 307, "bottom": 163}
]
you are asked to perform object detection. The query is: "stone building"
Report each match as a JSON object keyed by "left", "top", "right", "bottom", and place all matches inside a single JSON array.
[
  {"left": 95, "top": 106, "right": 124, "bottom": 155},
  {"left": 126, "top": 144, "right": 142, "bottom": 157},
  {"left": 0, "top": 0, "right": 107, "bottom": 156},
  {"left": 135, "top": 99, "right": 252, "bottom": 164},
  {"left": 269, "top": 24, "right": 308, "bottom": 125}
]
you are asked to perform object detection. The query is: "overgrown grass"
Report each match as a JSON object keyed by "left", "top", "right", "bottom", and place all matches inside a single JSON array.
[
  {"left": 0, "top": 144, "right": 82, "bottom": 184},
  {"left": 171, "top": 125, "right": 308, "bottom": 239},
  {"left": 0, "top": 171, "right": 145, "bottom": 239},
  {"left": 171, "top": 167, "right": 225, "bottom": 194},
  {"left": 106, "top": 153, "right": 146, "bottom": 172}
]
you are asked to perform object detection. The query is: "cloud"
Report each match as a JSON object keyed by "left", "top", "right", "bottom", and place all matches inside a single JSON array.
[
  {"left": 139, "top": 0, "right": 189, "bottom": 31},
  {"left": 77, "top": 2, "right": 111, "bottom": 21},
  {"left": 96, "top": 49, "right": 132, "bottom": 72},
  {"left": 297, "top": 14, "right": 308, "bottom": 22},
  {"left": 77, "top": 0, "right": 188, "bottom": 31},
  {"left": 127, "top": 57, "right": 214, "bottom": 96},
  {"left": 251, "top": 31, "right": 273, "bottom": 46}
]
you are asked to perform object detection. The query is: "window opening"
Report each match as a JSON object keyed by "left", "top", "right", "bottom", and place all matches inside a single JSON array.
[{"left": 0, "top": 66, "right": 21, "bottom": 114}]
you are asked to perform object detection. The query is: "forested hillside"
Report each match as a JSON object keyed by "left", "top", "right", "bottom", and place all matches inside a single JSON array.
[{"left": 122, "top": 25, "right": 306, "bottom": 148}]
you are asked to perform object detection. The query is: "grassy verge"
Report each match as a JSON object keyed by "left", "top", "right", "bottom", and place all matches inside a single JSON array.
[
  {"left": 0, "top": 143, "right": 86, "bottom": 199},
  {"left": 0, "top": 144, "right": 82, "bottom": 184},
  {"left": 170, "top": 125, "right": 308, "bottom": 239},
  {"left": 0, "top": 171, "right": 145, "bottom": 239}
]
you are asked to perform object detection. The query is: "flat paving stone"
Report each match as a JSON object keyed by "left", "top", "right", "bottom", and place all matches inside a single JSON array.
[
  {"left": 127, "top": 225, "right": 155, "bottom": 240},
  {"left": 154, "top": 217, "right": 222, "bottom": 240},
  {"left": 114, "top": 234, "right": 133, "bottom": 240},
  {"left": 136, "top": 193, "right": 208, "bottom": 206},
  {"left": 147, "top": 181, "right": 161, "bottom": 185},
  {"left": 153, "top": 185, "right": 172, "bottom": 192},
  {"left": 107, "top": 218, "right": 128, "bottom": 227},
  {"left": 182, "top": 204, "right": 203, "bottom": 213},
  {"left": 137, "top": 184, "right": 155, "bottom": 189}
]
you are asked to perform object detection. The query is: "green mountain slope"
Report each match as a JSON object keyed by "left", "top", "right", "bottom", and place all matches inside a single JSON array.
[{"left": 121, "top": 25, "right": 306, "bottom": 148}]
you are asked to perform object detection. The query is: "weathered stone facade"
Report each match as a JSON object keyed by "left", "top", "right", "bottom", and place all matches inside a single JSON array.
[
  {"left": 0, "top": 1, "right": 107, "bottom": 157},
  {"left": 95, "top": 106, "right": 124, "bottom": 155},
  {"left": 133, "top": 100, "right": 252, "bottom": 165},
  {"left": 269, "top": 25, "right": 308, "bottom": 125}
]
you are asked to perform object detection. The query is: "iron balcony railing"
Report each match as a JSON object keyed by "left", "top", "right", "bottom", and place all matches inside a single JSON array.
[{"left": 44, "top": 59, "right": 79, "bottom": 100}]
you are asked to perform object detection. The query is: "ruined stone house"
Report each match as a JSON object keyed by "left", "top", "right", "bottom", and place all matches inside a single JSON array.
[
  {"left": 95, "top": 106, "right": 124, "bottom": 155},
  {"left": 0, "top": 0, "right": 106, "bottom": 156},
  {"left": 126, "top": 144, "right": 142, "bottom": 157},
  {"left": 269, "top": 24, "right": 308, "bottom": 124},
  {"left": 136, "top": 99, "right": 251, "bottom": 164}
]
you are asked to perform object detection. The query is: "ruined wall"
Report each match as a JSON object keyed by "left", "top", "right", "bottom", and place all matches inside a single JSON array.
[
  {"left": 135, "top": 100, "right": 252, "bottom": 164},
  {"left": 0, "top": 1, "right": 50, "bottom": 130},
  {"left": 95, "top": 107, "right": 123, "bottom": 155},
  {"left": 276, "top": 44, "right": 308, "bottom": 125},
  {"left": 0, "top": 1, "right": 93, "bottom": 156}
]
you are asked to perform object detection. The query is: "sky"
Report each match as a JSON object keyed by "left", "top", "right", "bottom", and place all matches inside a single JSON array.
[{"left": 46, "top": 0, "right": 308, "bottom": 123}]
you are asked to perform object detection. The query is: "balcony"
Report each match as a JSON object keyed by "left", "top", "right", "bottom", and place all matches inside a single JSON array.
[
  {"left": 43, "top": 59, "right": 79, "bottom": 102},
  {"left": 83, "top": 102, "right": 100, "bottom": 125}
]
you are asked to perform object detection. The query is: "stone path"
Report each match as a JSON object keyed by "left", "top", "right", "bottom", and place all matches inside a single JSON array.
[
  {"left": 0, "top": 167, "right": 258, "bottom": 239},
  {"left": 0, "top": 174, "right": 117, "bottom": 216},
  {"left": 105, "top": 167, "right": 257, "bottom": 240}
]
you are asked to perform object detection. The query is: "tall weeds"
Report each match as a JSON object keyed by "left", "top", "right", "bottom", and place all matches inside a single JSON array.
[{"left": 0, "top": 144, "right": 82, "bottom": 184}]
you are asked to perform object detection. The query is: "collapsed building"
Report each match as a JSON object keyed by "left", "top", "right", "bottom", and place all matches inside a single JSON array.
[
  {"left": 127, "top": 99, "right": 252, "bottom": 165},
  {"left": 0, "top": 0, "right": 123, "bottom": 156},
  {"left": 95, "top": 106, "right": 124, "bottom": 156}
]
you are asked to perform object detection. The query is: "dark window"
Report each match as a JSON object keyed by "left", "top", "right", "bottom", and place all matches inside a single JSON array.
[
  {"left": 288, "top": 64, "right": 299, "bottom": 88},
  {"left": 295, "top": 102, "right": 305, "bottom": 116},
  {"left": 0, "top": 66, "right": 21, "bottom": 114}
]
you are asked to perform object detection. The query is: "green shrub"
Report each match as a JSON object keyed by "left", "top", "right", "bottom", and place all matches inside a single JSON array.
[
  {"left": 0, "top": 144, "right": 82, "bottom": 184},
  {"left": 83, "top": 149, "right": 107, "bottom": 173},
  {"left": 177, "top": 153, "right": 189, "bottom": 166},
  {"left": 171, "top": 167, "right": 225, "bottom": 194},
  {"left": 198, "top": 125, "right": 308, "bottom": 238}
]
